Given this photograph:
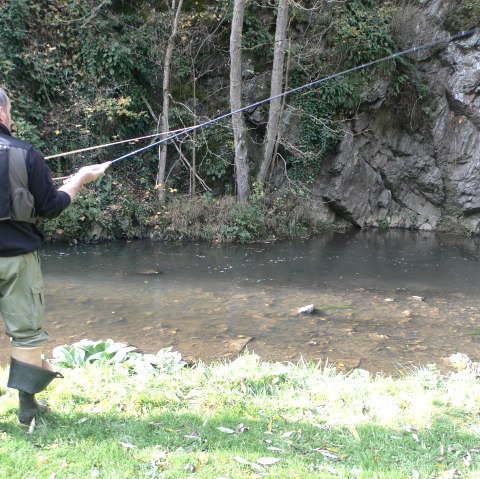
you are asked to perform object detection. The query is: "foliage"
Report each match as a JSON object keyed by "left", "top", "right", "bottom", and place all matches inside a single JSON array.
[
  {"left": 331, "top": 0, "right": 396, "bottom": 67},
  {"left": 242, "top": 2, "right": 274, "bottom": 62},
  {"left": 220, "top": 183, "right": 266, "bottom": 242},
  {"left": 281, "top": 0, "right": 398, "bottom": 186},
  {"left": 377, "top": 218, "right": 390, "bottom": 232},
  {"left": 42, "top": 174, "right": 155, "bottom": 242},
  {"left": 289, "top": 77, "right": 361, "bottom": 184},
  {"left": 41, "top": 192, "right": 104, "bottom": 242},
  {"left": 0, "top": 0, "right": 441, "bottom": 240},
  {"left": 444, "top": 1, "right": 480, "bottom": 32},
  {"left": 146, "top": 189, "right": 328, "bottom": 243},
  {"left": 51, "top": 338, "right": 186, "bottom": 374}
]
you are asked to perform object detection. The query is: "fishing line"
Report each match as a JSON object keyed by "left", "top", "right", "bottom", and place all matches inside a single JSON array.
[{"left": 45, "top": 126, "right": 189, "bottom": 160}]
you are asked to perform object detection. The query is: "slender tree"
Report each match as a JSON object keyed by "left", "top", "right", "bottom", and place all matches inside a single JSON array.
[
  {"left": 258, "top": 0, "right": 289, "bottom": 185},
  {"left": 156, "top": 0, "right": 184, "bottom": 201},
  {"left": 230, "top": 0, "right": 250, "bottom": 201}
]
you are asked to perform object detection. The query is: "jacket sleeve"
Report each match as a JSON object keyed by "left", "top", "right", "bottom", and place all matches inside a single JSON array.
[{"left": 27, "top": 148, "right": 71, "bottom": 219}]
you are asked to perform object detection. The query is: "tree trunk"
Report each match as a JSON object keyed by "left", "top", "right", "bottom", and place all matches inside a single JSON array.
[
  {"left": 156, "top": 0, "right": 184, "bottom": 202},
  {"left": 230, "top": 0, "right": 250, "bottom": 201},
  {"left": 191, "top": 76, "right": 197, "bottom": 197},
  {"left": 258, "top": 0, "right": 289, "bottom": 185}
]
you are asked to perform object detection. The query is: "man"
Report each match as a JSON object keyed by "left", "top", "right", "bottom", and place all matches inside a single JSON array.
[{"left": 0, "top": 87, "right": 110, "bottom": 424}]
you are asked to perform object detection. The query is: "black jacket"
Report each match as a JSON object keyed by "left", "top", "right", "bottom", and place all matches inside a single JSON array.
[{"left": 0, "top": 123, "right": 71, "bottom": 256}]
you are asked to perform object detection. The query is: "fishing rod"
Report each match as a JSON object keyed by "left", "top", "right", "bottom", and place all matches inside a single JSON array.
[
  {"left": 52, "top": 26, "right": 478, "bottom": 178},
  {"left": 107, "top": 27, "right": 478, "bottom": 166}
]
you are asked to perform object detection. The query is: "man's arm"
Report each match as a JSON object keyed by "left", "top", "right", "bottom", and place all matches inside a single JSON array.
[{"left": 58, "top": 162, "right": 111, "bottom": 202}]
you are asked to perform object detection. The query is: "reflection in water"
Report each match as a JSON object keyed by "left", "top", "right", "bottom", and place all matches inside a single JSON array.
[{"left": 1, "top": 230, "right": 479, "bottom": 375}]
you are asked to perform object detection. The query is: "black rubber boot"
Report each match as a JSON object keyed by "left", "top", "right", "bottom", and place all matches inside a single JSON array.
[
  {"left": 17, "top": 391, "right": 49, "bottom": 425},
  {"left": 7, "top": 357, "right": 63, "bottom": 424}
]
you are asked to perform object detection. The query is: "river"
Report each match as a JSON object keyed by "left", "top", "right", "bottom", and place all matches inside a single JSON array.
[{"left": 1, "top": 230, "right": 479, "bottom": 375}]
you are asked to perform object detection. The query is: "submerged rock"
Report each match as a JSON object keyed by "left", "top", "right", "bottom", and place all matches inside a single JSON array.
[
  {"left": 228, "top": 336, "right": 253, "bottom": 355},
  {"left": 130, "top": 269, "right": 162, "bottom": 276}
]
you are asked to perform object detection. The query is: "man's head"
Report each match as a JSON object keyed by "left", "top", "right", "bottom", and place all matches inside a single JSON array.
[{"left": 0, "top": 88, "right": 12, "bottom": 131}]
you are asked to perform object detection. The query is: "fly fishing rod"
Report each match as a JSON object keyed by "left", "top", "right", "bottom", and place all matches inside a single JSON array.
[
  {"left": 54, "top": 26, "right": 479, "bottom": 175},
  {"left": 108, "top": 27, "right": 478, "bottom": 166}
]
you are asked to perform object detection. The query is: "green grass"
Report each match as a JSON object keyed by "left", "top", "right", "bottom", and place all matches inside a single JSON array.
[{"left": 1, "top": 354, "right": 480, "bottom": 478}]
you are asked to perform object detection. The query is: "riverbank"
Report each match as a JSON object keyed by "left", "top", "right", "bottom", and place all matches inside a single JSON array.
[
  {"left": 41, "top": 186, "right": 351, "bottom": 244},
  {"left": 1, "top": 350, "right": 479, "bottom": 478},
  {"left": 42, "top": 182, "right": 479, "bottom": 248}
]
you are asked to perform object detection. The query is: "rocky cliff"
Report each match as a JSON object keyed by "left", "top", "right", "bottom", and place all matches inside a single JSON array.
[{"left": 312, "top": 3, "right": 480, "bottom": 233}]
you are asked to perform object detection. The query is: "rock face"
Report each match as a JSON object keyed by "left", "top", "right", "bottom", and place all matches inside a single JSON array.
[{"left": 313, "top": 5, "right": 480, "bottom": 233}]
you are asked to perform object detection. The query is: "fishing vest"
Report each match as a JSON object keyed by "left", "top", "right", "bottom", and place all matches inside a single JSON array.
[{"left": 0, "top": 138, "right": 37, "bottom": 224}]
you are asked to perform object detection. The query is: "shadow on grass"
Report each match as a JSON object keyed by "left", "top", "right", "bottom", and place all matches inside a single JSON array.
[{"left": 1, "top": 404, "right": 479, "bottom": 479}]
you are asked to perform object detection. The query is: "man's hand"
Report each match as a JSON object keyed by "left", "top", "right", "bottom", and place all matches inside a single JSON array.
[
  {"left": 74, "top": 161, "right": 111, "bottom": 185},
  {"left": 58, "top": 161, "right": 111, "bottom": 202}
]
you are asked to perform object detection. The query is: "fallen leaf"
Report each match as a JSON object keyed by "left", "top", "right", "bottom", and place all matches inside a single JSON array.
[
  {"left": 235, "top": 423, "right": 248, "bottom": 433},
  {"left": 28, "top": 417, "right": 36, "bottom": 435},
  {"left": 217, "top": 426, "right": 235, "bottom": 434},
  {"left": 349, "top": 425, "right": 360, "bottom": 441},
  {"left": 313, "top": 448, "right": 346, "bottom": 461},
  {"left": 256, "top": 457, "right": 281, "bottom": 466},
  {"left": 318, "top": 465, "right": 338, "bottom": 475},
  {"left": 266, "top": 417, "right": 273, "bottom": 432},
  {"left": 233, "top": 456, "right": 263, "bottom": 471},
  {"left": 119, "top": 442, "right": 136, "bottom": 449},
  {"left": 436, "top": 469, "right": 456, "bottom": 479}
]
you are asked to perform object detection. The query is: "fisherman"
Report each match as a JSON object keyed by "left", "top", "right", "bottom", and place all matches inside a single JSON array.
[{"left": 0, "top": 87, "right": 110, "bottom": 424}]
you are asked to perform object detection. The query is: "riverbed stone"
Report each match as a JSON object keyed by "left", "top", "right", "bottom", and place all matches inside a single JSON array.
[
  {"left": 298, "top": 304, "right": 315, "bottom": 314},
  {"left": 336, "top": 358, "right": 361, "bottom": 371}
]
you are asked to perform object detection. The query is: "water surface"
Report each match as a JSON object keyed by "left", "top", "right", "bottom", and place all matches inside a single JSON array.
[{"left": 1, "top": 230, "right": 479, "bottom": 375}]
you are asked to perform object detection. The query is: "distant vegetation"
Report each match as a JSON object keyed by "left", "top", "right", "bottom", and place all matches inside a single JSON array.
[{"left": 1, "top": 0, "right": 472, "bottom": 242}]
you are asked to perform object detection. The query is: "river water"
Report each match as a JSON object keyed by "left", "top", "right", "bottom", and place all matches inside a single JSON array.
[{"left": 1, "top": 230, "right": 479, "bottom": 375}]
